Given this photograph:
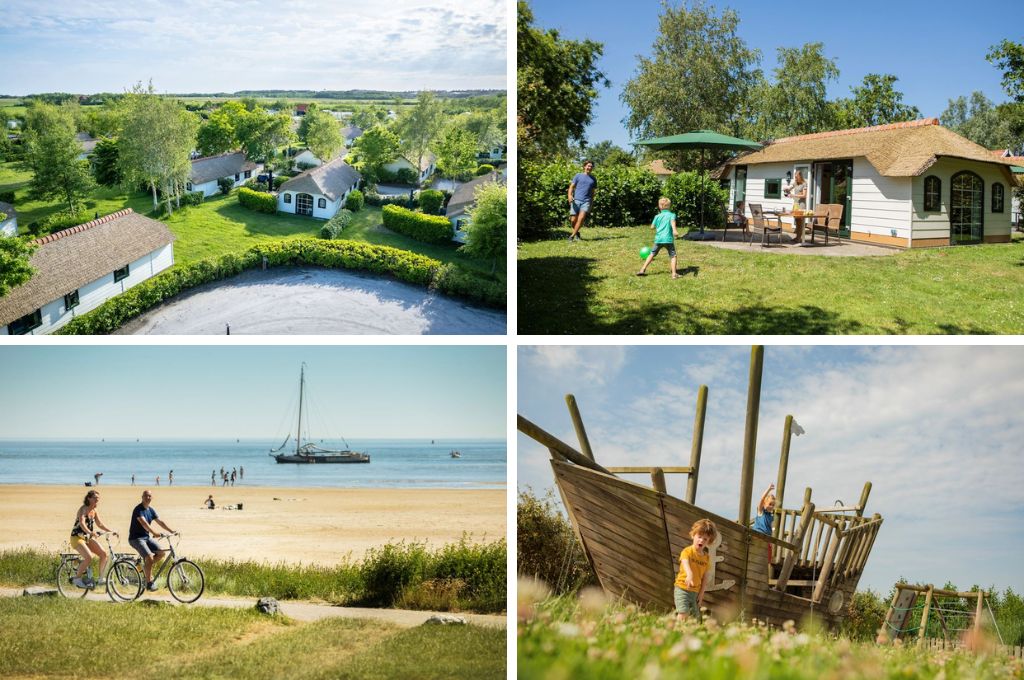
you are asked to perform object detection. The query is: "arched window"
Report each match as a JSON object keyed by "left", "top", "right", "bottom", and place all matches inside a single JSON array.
[
  {"left": 992, "top": 183, "right": 1005, "bottom": 213},
  {"left": 923, "top": 176, "right": 941, "bottom": 212},
  {"left": 950, "top": 171, "right": 984, "bottom": 244},
  {"left": 283, "top": 193, "right": 292, "bottom": 204},
  {"left": 318, "top": 198, "right": 327, "bottom": 209}
]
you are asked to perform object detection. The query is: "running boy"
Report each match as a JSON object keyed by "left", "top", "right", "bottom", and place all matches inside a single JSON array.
[
  {"left": 675, "top": 518, "right": 717, "bottom": 621},
  {"left": 637, "top": 197, "right": 679, "bottom": 278}
]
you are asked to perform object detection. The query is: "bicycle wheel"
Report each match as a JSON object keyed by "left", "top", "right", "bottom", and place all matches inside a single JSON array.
[
  {"left": 55, "top": 557, "right": 88, "bottom": 599},
  {"left": 107, "top": 558, "right": 143, "bottom": 602},
  {"left": 167, "top": 559, "right": 205, "bottom": 603}
]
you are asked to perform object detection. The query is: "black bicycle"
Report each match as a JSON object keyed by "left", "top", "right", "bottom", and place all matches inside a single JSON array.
[
  {"left": 108, "top": 533, "right": 205, "bottom": 604},
  {"left": 56, "top": 532, "right": 143, "bottom": 602}
]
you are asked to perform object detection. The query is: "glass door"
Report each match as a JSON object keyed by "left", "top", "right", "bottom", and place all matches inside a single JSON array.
[
  {"left": 820, "top": 160, "right": 852, "bottom": 237},
  {"left": 296, "top": 193, "right": 314, "bottom": 216},
  {"left": 950, "top": 171, "right": 983, "bottom": 244},
  {"left": 734, "top": 166, "right": 747, "bottom": 207}
]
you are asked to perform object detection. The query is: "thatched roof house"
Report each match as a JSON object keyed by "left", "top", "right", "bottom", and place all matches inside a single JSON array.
[
  {"left": 446, "top": 170, "right": 507, "bottom": 243},
  {"left": 0, "top": 209, "right": 175, "bottom": 335},
  {"left": 721, "top": 119, "right": 1018, "bottom": 247},
  {"left": 188, "top": 151, "right": 262, "bottom": 197},
  {"left": 277, "top": 157, "right": 361, "bottom": 220}
]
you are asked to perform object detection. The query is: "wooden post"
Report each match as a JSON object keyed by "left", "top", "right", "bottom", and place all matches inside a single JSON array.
[
  {"left": 775, "top": 499, "right": 814, "bottom": 592},
  {"left": 812, "top": 526, "right": 842, "bottom": 603},
  {"left": 517, "top": 415, "right": 610, "bottom": 474},
  {"left": 856, "top": 482, "right": 872, "bottom": 517},
  {"left": 881, "top": 585, "right": 904, "bottom": 642},
  {"left": 686, "top": 385, "right": 708, "bottom": 505},
  {"left": 651, "top": 467, "right": 667, "bottom": 494},
  {"left": 738, "top": 346, "right": 764, "bottom": 525},
  {"left": 565, "top": 394, "right": 595, "bottom": 461},
  {"left": 918, "top": 585, "right": 934, "bottom": 647},
  {"left": 975, "top": 590, "right": 985, "bottom": 635},
  {"left": 776, "top": 415, "right": 794, "bottom": 512}
]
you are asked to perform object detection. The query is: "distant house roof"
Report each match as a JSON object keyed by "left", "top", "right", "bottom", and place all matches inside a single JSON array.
[
  {"left": 279, "top": 157, "right": 362, "bottom": 201},
  {"left": 75, "top": 131, "right": 98, "bottom": 154},
  {"left": 0, "top": 201, "right": 16, "bottom": 220},
  {"left": 723, "top": 119, "right": 1019, "bottom": 181},
  {"left": 341, "top": 125, "right": 363, "bottom": 142},
  {"left": 190, "top": 152, "right": 258, "bottom": 184},
  {"left": 397, "top": 153, "right": 436, "bottom": 172},
  {"left": 296, "top": 104, "right": 308, "bottom": 114},
  {"left": 446, "top": 172, "right": 506, "bottom": 219},
  {"left": 0, "top": 209, "right": 175, "bottom": 326},
  {"left": 647, "top": 159, "right": 674, "bottom": 177}
]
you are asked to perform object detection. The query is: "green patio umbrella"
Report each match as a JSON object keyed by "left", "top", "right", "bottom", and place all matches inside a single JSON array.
[{"left": 637, "top": 130, "right": 762, "bottom": 238}]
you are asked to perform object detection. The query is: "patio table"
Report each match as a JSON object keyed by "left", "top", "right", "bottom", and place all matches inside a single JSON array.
[{"left": 766, "top": 209, "right": 812, "bottom": 244}]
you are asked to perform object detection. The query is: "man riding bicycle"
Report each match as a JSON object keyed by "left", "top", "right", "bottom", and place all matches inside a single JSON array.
[{"left": 128, "top": 489, "right": 177, "bottom": 592}]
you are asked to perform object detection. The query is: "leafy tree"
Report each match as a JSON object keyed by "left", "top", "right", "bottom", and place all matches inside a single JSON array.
[
  {"left": 117, "top": 83, "right": 199, "bottom": 213},
  {"left": 834, "top": 73, "right": 920, "bottom": 129},
  {"left": 518, "top": 1, "right": 607, "bottom": 159},
  {"left": 394, "top": 91, "right": 443, "bottom": 186},
  {"left": 987, "top": 39, "right": 1024, "bottom": 103},
  {"left": 0, "top": 236, "right": 36, "bottom": 298},
  {"left": 461, "top": 182, "right": 506, "bottom": 275},
  {"left": 585, "top": 140, "right": 634, "bottom": 167},
  {"left": 21, "top": 102, "right": 95, "bottom": 214},
  {"left": 236, "top": 108, "right": 292, "bottom": 162},
  {"left": 350, "top": 104, "right": 389, "bottom": 130},
  {"left": 940, "top": 91, "right": 1016, "bottom": 149},
  {"left": 622, "top": 0, "right": 759, "bottom": 152},
  {"left": 296, "top": 102, "right": 319, "bottom": 143},
  {"left": 435, "top": 124, "right": 478, "bottom": 179},
  {"left": 460, "top": 110, "right": 504, "bottom": 151},
  {"left": 304, "top": 109, "right": 343, "bottom": 162},
  {"left": 350, "top": 124, "right": 401, "bottom": 183},
  {"left": 196, "top": 109, "right": 237, "bottom": 156},
  {"left": 754, "top": 43, "right": 839, "bottom": 139},
  {"left": 91, "top": 137, "right": 121, "bottom": 186},
  {"left": 81, "top": 104, "right": 123, "bottom": 139}
]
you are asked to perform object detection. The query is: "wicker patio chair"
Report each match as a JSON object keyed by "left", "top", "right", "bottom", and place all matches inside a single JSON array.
[{"left": 750, "top": 203, "right": 782, "bottom": 247}]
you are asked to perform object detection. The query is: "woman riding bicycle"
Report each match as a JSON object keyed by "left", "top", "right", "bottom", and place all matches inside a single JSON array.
[{"left": 70, "top": 489, "right": 117, "bottom": 588}]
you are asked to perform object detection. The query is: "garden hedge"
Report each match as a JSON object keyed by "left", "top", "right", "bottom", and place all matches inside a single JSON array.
[
  {"left": 417, "top": 189, "right": 445, "bottom": 215},
  {"left": 238, "top": 186, "right": 276, "bottom": 213},
  {"left": 55, "top": 239, "right": 503, "bottom": 334},
  {"left": 345, "top": 189, "right": 364, "bottom": 212},
  {"left": 319, "top": 209, "right": 353, "bottom": 239},
  {"left": 381, "top": 204, "right": 454, "bottom": 244}
]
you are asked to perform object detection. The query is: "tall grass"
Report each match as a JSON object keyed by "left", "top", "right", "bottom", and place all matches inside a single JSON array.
[
  {"left": 517, "top": 488, "right": 596, "bottom": 594},
  {"left": 0, "top": 536, "right": 506, "bottom": 613}
]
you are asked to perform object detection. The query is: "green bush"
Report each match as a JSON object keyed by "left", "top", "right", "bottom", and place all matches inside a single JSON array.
[
  {"left": 182, "top": 191, "right": 204, "bottom": 207},
  {"left": 364, "top": 191, "right": 411, "bottom": 208},
  {"left": 517, "top": 489, "right": 596, "bottom": 594},
  {"left": 272, "top": 175, "right": 289, "bottom": 190},
  {"left": 0, "top": 190, "right": 15, "bottom": 204},
  {"left": 345, "top": 188, "right": 364, "bottom": 212},
  {"left": 417, "top": 189, "right": 445, "bottom": 215},
  {"left": 33, "top": 210, "right": 92, "bottom": 236},
  {"left": 662, "top": 170, "right": 729, "bottom": 230},
  {"left": 431, "top": 264, "right": 505, "bottom": 308},
  {"left": 216, "top": 177, "right": 234, "bottom": 195},
  {"left": 360, "top": 542, "right": 430, "bottom": 607},
  {"left": 395, "top": 167, "right": 418, "bottom": 185},
  {"left": 238, "top": 186, "right": 277, "bottom": 213},
  {"left": 382, "top": 204, "right": 453, "bottom": 244},
  {"left": 475, "top": 164, "right": 495, "bottom": 176},
  {"left": 319, "top": 209, "right": 353, "bottom": 239}
]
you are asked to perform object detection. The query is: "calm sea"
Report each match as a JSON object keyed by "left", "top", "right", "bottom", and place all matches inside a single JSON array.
[{"left": 0, "top": 439, "right": 506, "bottom": 489}]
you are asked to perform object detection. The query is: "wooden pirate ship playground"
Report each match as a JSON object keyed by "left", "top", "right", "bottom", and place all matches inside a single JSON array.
[{"left": 518, "top": 346, "right": 884, "bottom": 628}]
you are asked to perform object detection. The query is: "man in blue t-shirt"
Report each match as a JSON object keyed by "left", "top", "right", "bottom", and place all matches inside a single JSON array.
[
  {"left": 128, "top": 489, "right": 176, "bottom": 591},
  {"left": 567, "top": 160, "right": 597, "bottom": 242}
]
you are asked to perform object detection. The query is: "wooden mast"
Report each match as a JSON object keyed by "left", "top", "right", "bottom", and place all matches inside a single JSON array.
[
  {"left": 738, "top": 346, "right": 763, "bottom": 525},
  {"left": 296, "top": 363, "right": 305, "bottom": 456},
  {"left": 686, "top": 385, "right": 708, "bottom": 504}
]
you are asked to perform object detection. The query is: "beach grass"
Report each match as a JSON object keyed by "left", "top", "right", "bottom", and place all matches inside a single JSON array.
[
  {"left": 0, "top": 597, "right": 504, "bottom": 679},
  {"left": 517, "top": 225, "right": 1024, "bottom": 334},
  {"left": 0, "top": 537, "right": 507, "bottom": 614}
]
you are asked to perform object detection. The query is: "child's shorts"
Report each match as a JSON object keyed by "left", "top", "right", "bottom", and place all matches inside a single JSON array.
[
  {"left": 652, "top": 242, "right": 676, "bottom": 257},
  {"left": 674, "top": 586, "right": 701, "bottom": 620}
]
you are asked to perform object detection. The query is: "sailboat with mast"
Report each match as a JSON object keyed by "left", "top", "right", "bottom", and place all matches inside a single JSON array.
[{"left": 269, "top": 364, "right": 370, "bottom": 464}]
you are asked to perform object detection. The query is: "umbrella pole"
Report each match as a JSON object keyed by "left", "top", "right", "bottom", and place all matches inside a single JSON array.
[{"left": 699, "top": 148, "right": 706, "bottom": 233}]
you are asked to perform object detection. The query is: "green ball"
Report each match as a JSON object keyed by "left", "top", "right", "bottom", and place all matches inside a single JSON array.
[{"left": 639, "top": 246, "right": 651, "bottom": 259}]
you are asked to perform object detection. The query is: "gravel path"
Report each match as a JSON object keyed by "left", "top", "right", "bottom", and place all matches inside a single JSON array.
[{"left": 115, "top": 267, "right": 506, "bottom": 335}]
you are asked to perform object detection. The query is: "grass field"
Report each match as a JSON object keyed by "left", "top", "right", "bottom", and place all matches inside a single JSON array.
[
  {"left": 0, "top": 598, "right": 505, "bottom": 679},
  {"left": 518, "top": 591, "right": 1022, "bottom": 680},
  {"left": 518, "top": 226, "right": 1024, "bottom": 334}
]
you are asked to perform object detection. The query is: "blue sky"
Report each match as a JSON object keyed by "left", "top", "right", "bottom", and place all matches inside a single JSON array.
[
  {"left": 518, "top": 345, "right": 1024, "bottom": 595},
  {"left": 0, "top": 0, "right": 506, "bottom": 94},
  {"left": 527, "top": 0, "right": 1024, "bottom": 149},
  {"left": 0, "top": 345, "right": 505, "bottom": 439}
]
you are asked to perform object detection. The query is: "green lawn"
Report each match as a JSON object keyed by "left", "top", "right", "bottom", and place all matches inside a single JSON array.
[
  {"left": 0, "top": 598, "right": 505, "bottom": 679},
  {"left": 518, "top": 226, "right": 1024, "bottom": 334}
]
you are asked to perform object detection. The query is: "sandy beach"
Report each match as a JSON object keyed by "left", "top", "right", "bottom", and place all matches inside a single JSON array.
[{"left": 0, "top": 484, "right": 506, "bottom": 565}]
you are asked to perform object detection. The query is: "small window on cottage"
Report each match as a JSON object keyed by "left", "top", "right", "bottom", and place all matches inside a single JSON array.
[
  {"left": 992, "top": 183, "right": 1005, "bottom": 212},
  {"left": 186, "top": 182, "right": 193, "bottom": 191},
  {"left": 113, "top": 265, "right": 130, "bottom": 282},
  {"left": 923, "top": 176, "right": 941, "bottom": 212},
  {"left": 64, "top": 290, "right": 80, "bottom": 310},
  {"left": 764, "top": 179, "right": 782, "bottom": 199},
  {"left": 245, "top": 170, "right": 252, "bottom": 179},
  {"left": 234, "top": 173, "right": 240, "bottom": 181},
  {"left": 318, "top": 198, "right": 326, "bottom": 209},
  {"left": 284, "top": 193, "right": 292, "bottom": 204},
  {"left": 9, "top": 309, "right": 42, "bottom": 335}
]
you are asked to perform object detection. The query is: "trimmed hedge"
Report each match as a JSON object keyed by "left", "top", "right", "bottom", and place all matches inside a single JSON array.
[
  {"left": 476, "top": 164, "right": 495, "bottom": 176},
  {"left": 55, "top": 239, "right": 504, "bottom": 334},
  {"left": 238, "top": 186, "right": 276, "bottom": 213},
  {"left": 418, "top": 189, "right": 445, "bottom": 215},
  {"left": 345, "top": 188, "right": 364, "bottom": 212},
  {"left": 364, "top": 191, "right": 411, "bottom": 208},
  {"left": 182, "top": 191, "right": 205, "bottom": 207},
  {"left": 217, "top": 177, "right": 234, "bottom": 194},
  {"left": 319, "top": 209, "right": 353, "bottom": 239},
  {"left": 382, "top": 204, "right": 454, "bottom": 244},
  {"left": 0, "top": 190, "right": 15, "bottom": 204}
]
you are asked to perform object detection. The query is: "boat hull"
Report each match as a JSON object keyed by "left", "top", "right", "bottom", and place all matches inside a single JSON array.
[
  {"left": 553, "top": 460, "right": 871, "bottom": 628},
  {"left": 272, "top": 453, "right": 370, "bottom": 464}
]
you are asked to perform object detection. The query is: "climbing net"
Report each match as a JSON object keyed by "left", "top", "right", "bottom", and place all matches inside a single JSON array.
[{"left": 883, "top": 584, "right": 1004, "bottom": 646}]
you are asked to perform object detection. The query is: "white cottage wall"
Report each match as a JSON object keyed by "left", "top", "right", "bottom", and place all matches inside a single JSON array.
[
  {"left": 910, "top": 157, "right": 1012, "bottom": 245},
  {"left": 847, "top": 159, "right": 912, "bottom": 245}
]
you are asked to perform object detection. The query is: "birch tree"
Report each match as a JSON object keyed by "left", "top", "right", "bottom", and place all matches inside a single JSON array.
[{"left": 394, "top": 91, "right": 442, "bottom": 187}]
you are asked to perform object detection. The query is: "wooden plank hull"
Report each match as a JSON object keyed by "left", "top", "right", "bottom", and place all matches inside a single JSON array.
[{"left": 553, "top": 460, "right": 874, "bottom": 628}]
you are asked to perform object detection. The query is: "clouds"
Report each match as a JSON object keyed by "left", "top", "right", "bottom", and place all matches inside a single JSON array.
[
  {"left": 0, "top": 0, "right": 506, "bottom": 92},
  {"left": 518, "top": 345, "right": 1024, "bottom": 593}
]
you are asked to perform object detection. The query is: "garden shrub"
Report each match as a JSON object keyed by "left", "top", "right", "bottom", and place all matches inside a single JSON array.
[
  {"left": 662, "top": 170, "right": 729, "bottom": 231},
  {"left": 517, "top": 488, "right": 596, "bottom": 594},
  {"left": 272, "top": 175, "right": 289, "bottom": 190},
  {"left": 395, "top": 167, "right": 418, "bottom": 185},
  {"left": 364, "top": 191, "right": 411, "bottom": 208},
  {"left": 182, "top": 191, "right": 204, "bottom": 207},
  {"left": 296, "top": 161, "right": 318, "bottom": 171},
  {"left": 417, "top": 189, "right": 445, "bottom": 215},
  {"left": 431, "top": 264, "right": 505, "bottom": 308},
  {"left": 243, "top": 178, "right": 270, "bottom": 193},
  {"left": 238, "top": 186, "right": 277, "bottom": 213},
  {"left": 475, "top": 164, "right": 495, "bottom": 176},
  {"left": 344, "top": 188, "right": 364, "bottom": 212},
  {"left": 33, "top": 210, "right": 91, "bottom": 236},
  {"left": 0, "top": 190, "right": 15, "bottom": 204},
  {"left": 217, "top": 177, "right": 234, "bottom": 195},
  {"left": 319, "top": 209, "right": 353, "bottom": 239},
  {"left": 381, "top": 204, "right": 453, "bottom": 244}
]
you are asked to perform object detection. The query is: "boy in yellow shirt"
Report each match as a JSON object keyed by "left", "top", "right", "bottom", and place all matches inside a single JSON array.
[{"left": 674, "top": 518, "right": 718, "bottom": 621}]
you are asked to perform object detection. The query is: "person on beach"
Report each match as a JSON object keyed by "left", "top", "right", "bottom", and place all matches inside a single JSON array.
[
  {"left": 93, "top": 472, "right": 102, "bottom": 486},
  {"left": 204, "top": 495, "right": 215, "bottom": 510},
  {"left": 239, "top": 466, "right": 244, "bottom": 480},
  {"left": 70, "top": 489, "right": 117, "bottom": 588},
  {"left": 168, "top": 470, "right": 173, "bottom": 486},
  {"left": 155, "top": 475, "right": 160, "bottom": 486},
  {"left": 566, "top": 160, "right": 596, "bottom": 242},
  {"left": 128, "top": 489, "right": 177, "bottom": 591},
  {"left": 230, "top": 470, "right": 236, "bottom": 486},
  {"left": 675, "top": 518, "right": 717, "bottom": 622},
  {"left": 131, "top": 474, "right": 135, "bottom": 486},
  {"left": 637, "top": 197, "right": 679, "bottom": 279}
]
